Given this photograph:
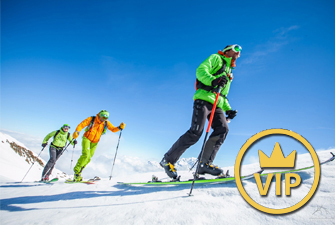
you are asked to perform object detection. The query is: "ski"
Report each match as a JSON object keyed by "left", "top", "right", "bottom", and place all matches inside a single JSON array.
[
  {"left": 260, "top": 151, "right": 335, "bottom": 177},
  {"left": 65, "top": 176, "right": 100, "bottom": 184},
  {"left": 320, "top": 152, "right": 335, "bottom": 165},
  {"left": 118, "top": 152, "right": 335, "bottom": 186},
  {"left": 35, "top": 178, "right": 59, "bottom": 184},
  {"left": 65, "top": 179, "right": 96, "bottom": 184},
  {"left": 118, "top": 169, "right": 264, "bottom": 186}
]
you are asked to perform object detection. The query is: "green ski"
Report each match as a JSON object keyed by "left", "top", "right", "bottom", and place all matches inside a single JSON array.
[
  {"left": 118, "top": 152, "right": 334, "bottom": 186},
  {"left": 118, "top": 169, "right": 264, "bottom": 186},
  {"left": 36, "top": 178, "right": 59, "bottom": 184}
]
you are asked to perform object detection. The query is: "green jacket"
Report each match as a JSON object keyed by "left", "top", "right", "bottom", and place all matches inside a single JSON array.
[
  {"left": 193, "top": 53, "right": 233, "bottom": 112},
  {"left": 43, "top": 129, "right": 74, "bottom": 148}
]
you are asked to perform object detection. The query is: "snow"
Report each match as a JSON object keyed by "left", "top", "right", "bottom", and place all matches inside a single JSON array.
[
  {"left": 0, "top": 129, "right": 196, "bottom": 180},
  {"left": 0, "top": 132, "right": 68, "bottom": 182},
  {"left": 1, "top": 131, "right": 334, "bottom": 224}
]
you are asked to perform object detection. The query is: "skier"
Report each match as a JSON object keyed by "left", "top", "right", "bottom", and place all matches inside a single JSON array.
[
  {"left": 72, "top": 110, "right": 125, "bottom": 181},
  {"left": 160, "top": 45, "right": 242, "bottom": 179},
  {"left": 41, "top": 124, "right": 77, "bottom": 181}
]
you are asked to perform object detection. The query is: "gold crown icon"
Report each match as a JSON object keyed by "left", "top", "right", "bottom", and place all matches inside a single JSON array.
[{"left": 259, "top": 142, "right": 296, "bottom": 168}]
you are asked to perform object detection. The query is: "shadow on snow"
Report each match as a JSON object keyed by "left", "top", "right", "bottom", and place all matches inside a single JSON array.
[
  {"left": 0, "top": 171, "right": 312, "bottom": 212},
  {"left": 0, "top": 181, "right": 237, "bottom": 212}
]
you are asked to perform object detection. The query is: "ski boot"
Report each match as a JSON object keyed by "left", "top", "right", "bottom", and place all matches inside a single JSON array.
[
  {"left": 198, "top": 162, "right": 223, "bottom": 176},
  {"left": 160, "top": 157, "right": 178, "bottom": 179},
  {"left": 216, "top": 170, "right": 230, "bottom": 179},
  {"left": 152, "top": 175, "right": 159, "bottom": 182},
  {"left": 41, "top": 175, "right": 49, "bottom": 182},
  {"left": 73, "top": 173, "right": 82, "bottom": 182}
]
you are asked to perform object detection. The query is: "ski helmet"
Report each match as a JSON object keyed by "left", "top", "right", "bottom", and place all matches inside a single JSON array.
[
  {"left": 62, "top": 124, "right": 71, "bottom": 129},
  {"left": 99, "top": 110, "right": 109, "bottom": 119}
]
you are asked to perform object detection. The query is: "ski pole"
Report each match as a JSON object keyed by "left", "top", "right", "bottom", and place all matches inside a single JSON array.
[
  {"left": 70, "top": 140, "right": 76, "bottom": 169},
  {"left": 109, "top": 129, "right": 123, "bottom": 180},
  {"left": 41, "top": 141, "right": 72, "bottom": 181},
  {"left": 189, "top": 160, "right": 198, "bottom": 172},
  {"left": 21, "top": 146, "right": 47, "bottom": 182},
  {"left": 188, "top": 86, "right": 222, "bottom": 196}
]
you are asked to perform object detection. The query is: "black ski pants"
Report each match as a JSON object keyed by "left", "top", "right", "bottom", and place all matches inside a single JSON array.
[
  {"left": 164, "top": 99, "right": 229, "bottom": 165},
  {"left": 42, "top": 146, "right": 63, "bottom": 178}
]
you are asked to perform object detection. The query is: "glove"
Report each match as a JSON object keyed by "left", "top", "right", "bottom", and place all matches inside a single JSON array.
[
  {"left": 73, "top": 140, "right": 78, "bottom": 145},
  {"left": 211, "top": 76, "right": 228, "bottom": 88},
  {"left": 226, "top": 110, "right": 237, "bottom": 120},
  {"left": 118, "top": 122, "right": 125, "bottom": 130},
  {"left": 42, "top": 142, "right": 48, "bottom": 147},
  {"left": 73, "top": 131, "right": 80, "bottom": 139}
]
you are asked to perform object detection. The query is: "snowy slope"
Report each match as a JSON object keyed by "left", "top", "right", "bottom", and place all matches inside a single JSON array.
[
  {"left": 0, "top": 132, "right": 68, "bottom": 182},
  {"left": 0, "top": 132, "right": 334, "bottom": 225},
  {"left": 0, "top": 130, "right": 197, "bottom": 180}
]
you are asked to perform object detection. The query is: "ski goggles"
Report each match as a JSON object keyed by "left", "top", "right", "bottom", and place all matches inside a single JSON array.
[
  {"left": 63, "top": 126, "right": 70, "bottom": 129},
  {"left": 223, "top": 44, "right": 242, "bottom": 53},
  {"left": 100, "top": 114, "right": 109, "bottom": 119}
]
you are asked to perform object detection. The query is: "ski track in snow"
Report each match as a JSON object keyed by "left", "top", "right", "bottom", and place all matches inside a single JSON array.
[{"left": 1, "top": 132, "right": 335, "bottom": 225}]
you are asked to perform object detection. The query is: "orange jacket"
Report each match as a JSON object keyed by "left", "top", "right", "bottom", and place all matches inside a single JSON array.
[{"left": 75, "top": 114, "right": 120, "bottom": 143}]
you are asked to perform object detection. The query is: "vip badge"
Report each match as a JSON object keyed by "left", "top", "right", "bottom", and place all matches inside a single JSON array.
[{"left": 234, "top": 129, "right": 321, "bottom": 215}]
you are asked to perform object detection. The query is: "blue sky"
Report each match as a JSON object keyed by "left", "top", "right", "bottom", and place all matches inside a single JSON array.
[{"left": 1, "top": 0, "right": 335, "bottom": 168}]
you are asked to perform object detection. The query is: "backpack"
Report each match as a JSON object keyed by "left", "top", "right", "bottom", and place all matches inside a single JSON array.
[
  {"left": 52, "top": 130, "right": 70, "bottom": 147},
  {"left": 85, "top": 116, "right": 107, "bottom": 135}
]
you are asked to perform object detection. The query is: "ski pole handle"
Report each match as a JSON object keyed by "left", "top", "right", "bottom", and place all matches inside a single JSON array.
[
  {"left": 213, "top": 83, "right": 224, "bottom": 94},
  {"left": 71, "top": 139, "right": 77, "bottom": 148}
]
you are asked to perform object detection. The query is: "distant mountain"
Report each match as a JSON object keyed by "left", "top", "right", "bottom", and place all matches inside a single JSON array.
[
  {"left": 175, "top": 157, "right": 197, "bottom": 170},
  {"left": 147, "top": 160, "right": 161, "bottom": 169},
  {"left": 106, "top": 156, "right": 197, "bottom": 176},
  {"left": 146, "top": 157, "right": 197, "bottom": 171}
]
